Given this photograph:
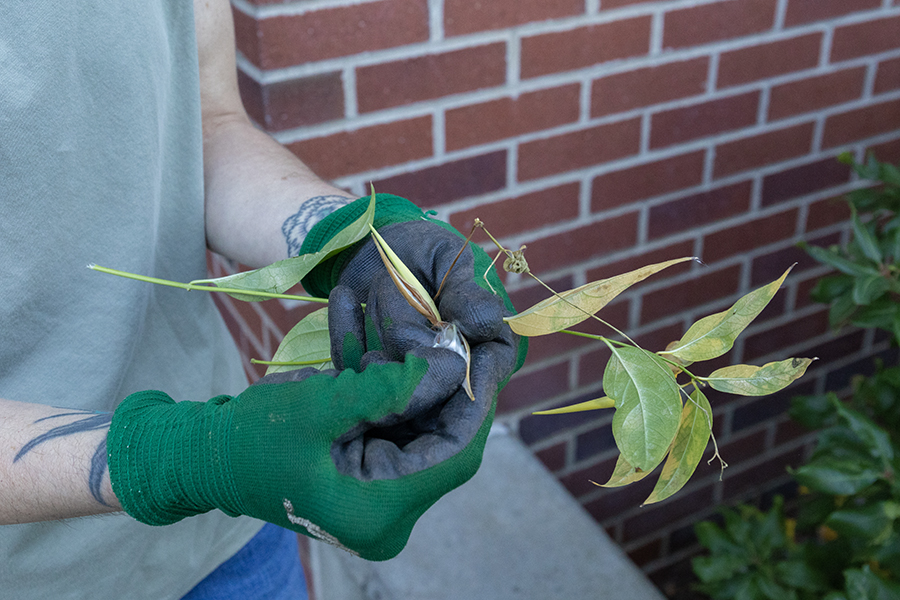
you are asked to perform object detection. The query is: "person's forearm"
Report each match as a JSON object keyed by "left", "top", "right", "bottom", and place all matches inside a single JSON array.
[
  {"left": 202, "top": 115, "right": 354, "bottom": 269},
  {"left": 0, "top": 398, "right": 121, "bottom": 524}
]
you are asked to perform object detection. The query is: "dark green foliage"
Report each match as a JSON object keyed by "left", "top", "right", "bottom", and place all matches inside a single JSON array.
[{"left": 692, "top": 155, "right": 900, "bottom": 599}]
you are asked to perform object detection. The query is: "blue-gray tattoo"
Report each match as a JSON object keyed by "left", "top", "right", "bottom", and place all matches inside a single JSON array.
[
  {"left": 15, "top": 411, "right": 113, "bottom": 506},
  {"left": 282, "top": 195, "right": 353, "bottom": 257}
]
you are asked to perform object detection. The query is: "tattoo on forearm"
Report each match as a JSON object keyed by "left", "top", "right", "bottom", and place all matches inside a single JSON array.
[
  {"left": 15, "top": 411, "right": 113, "bottom": 506},
  {"left": 282, "top": 195, "right": 353, "bottom": 257}
]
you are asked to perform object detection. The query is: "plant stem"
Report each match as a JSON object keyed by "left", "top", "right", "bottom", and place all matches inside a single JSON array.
[
  {"left": 250, "top": 358, "right": 330, "bottom": 366},
  {"left": 89, "top": 265, "right": 328, "bottom": 303}
]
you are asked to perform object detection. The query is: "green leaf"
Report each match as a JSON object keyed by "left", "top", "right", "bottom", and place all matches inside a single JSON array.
[
  {"left": 833, "top": 397, "right": 894, "bottom": 463},
  {"left": 826, "top": 502, "right": 897, "bottom": 546},
  {"left": 801, "top": 243, "right": 880, "bottom": 278},
  {"left": 706, "top": 358, "right": 815, "bottom": 396},
  {"left": 265, "top": 307, "right": 333, "bottom": 375},
  {"left": 852, "top": 274, "right": 890, "bottom": 306},
  {"left": 843, "top": 566, "right": 900, "bottom": 600},
  {"left": 793, "top": 458, "right": 881, "bottom": 495},
  {"left": 193, "top": 192, "right": 376, "bottom": 301},
  {"left": 851, "top": 206, "right": 884, "bottom": 264},
  {"left": 644, "top": 388, "right": 713, "bottom": 504},
  {"left": 505, "top": 257, "right": 694, "bottom": 336},
  {"left": 604, "top": 344, "right": 683, "bottom": 471},
  {"left": 532, "top": 396, "right": 614, "bottom": 415},
  {"left": 595, "top": 453, "right": 653, "bottom": 488},
  {"left": 662, "top": 267, "right": 792, "bottom": 362},
  {"left": 829, "top": 292, "right": 858, "bottom": 328}
]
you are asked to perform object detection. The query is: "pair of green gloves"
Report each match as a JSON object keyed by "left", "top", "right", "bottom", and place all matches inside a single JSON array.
[{"left": 107, "top": 195, "right": 527, "bottom": 561}]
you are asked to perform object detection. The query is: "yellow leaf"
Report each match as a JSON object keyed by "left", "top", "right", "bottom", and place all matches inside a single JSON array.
[
  {"left": 644, "top": 388, "right": 712, "bottom": 505},
  {"left": 706, "top": 357, "right": 816, "bottom": 396},
  {"left": 593, "top": 454, "right": 653, "bottom": 488},
  {"left": 661, "top": 266, "right": 793, "bottom": 363},
  {"left": 505, "top": 257, "right": 694, "bottom": 336}
]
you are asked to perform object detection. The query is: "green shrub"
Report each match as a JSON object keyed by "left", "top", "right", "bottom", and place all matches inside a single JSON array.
[{"left": 692, "top": 154, "right": 900, "bottom": 600}]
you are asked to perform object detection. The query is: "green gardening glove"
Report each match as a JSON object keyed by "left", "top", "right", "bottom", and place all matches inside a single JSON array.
[{"left": 107, "top": 342, "right": 478, "bottom": 561}]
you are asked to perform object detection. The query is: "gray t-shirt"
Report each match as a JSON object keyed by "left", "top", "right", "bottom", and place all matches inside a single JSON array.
[{"left": 0, "top": 3, "right": 263, "bottom": 597}]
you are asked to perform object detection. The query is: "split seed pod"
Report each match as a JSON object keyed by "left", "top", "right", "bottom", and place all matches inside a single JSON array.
[{"left": 368, "top": 224, "right": 474, "bottom": 400}]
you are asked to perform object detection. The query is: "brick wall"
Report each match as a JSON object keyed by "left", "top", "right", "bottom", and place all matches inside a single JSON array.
[{"left": 220, "top": 0, "right": 900, "bottom": 585}]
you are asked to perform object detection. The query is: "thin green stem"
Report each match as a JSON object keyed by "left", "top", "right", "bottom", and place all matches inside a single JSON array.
[
  {"left": 250, "top": 358, "right": 330, "bottom": 366},
  {"left": 89, "top": 265, "right": 328, "bottom": 304}
]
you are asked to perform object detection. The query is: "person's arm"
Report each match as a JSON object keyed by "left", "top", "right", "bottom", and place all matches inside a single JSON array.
[
  {"left": 194, "top": 0, "right": 352, "bottom": 269},
  {"left": 0, "top": 398, "right": 121, "bottom": 524}
]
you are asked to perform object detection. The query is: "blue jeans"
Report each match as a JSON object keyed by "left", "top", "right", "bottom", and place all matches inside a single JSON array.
[{"left": 181, "top": 523, "right": 309, "bottom": 600}]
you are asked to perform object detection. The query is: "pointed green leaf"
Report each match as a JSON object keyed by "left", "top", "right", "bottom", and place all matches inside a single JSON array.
[
  {"left": 594, "top": 453, "right": 653, "bottom": 488},
  {"left": 851, "top": 273, "right": 890, "bottom": 305},
  {"left": 800, "top": 242, "right": 880, "bottom": 278},
  {"left": 532, "top": 396, "right": 614, "bottom": 415},
  {"left": 663, "top": 267, "right": 792, "bottom": 363},
  {"left": 793, "top": 457, "right": 881, "bottom": 495},
  {"left": 644, "top": 389, "right": 713, "bottom": 504},
  {"left": 506, "top": 257, "right": 694, "bottom": 336},
  {"left": 604, "top": 344, "right": 683, "bottom": 471},
  {"left": 193, "top": 192, "right": 376, "bottom": 301},
  {"left": 265, "top": 307, "right": 333, "bottom": 375},
  {"left": 851, "top": 206, "right": 883, "bottom": 264},
  {"left": 706, "top": 358, "right": 815, "bottom": 396}
]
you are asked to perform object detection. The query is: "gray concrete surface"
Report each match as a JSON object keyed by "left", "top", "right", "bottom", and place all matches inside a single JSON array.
[{"left": 310, "top": 425, "right": 666, "bottom": 600}]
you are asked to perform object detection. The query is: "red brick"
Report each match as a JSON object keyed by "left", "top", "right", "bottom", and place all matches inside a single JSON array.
[
  {"left": 721, "top": 448, "right": 804, "bottom": 502},
  {"left": 875, "top": 57, "right": 900, "bottom": 95},
  {"left": 235, "top": 1, "right": 429, "bottom": 69},
  {"left": 640, "top": 265, "right": 742, "bottom": 325},
  {"left": 591, "top": 151, "right": 705, "bottom": 211},
  {"left": 768, "top": 67, "right": 867, "bottom": 121},
  {"left": 237, "top": 71, "right": 344, "bottom": 132},
  {"left": 761, "top": 157, "right": 851, "bottom": 206},
  {"left": 713, "top": 123, "right": 815, "bottom": 178},
  {"left": 806, "top": 196, "right": 851, "bottom": 232},
  {"left": 286, "top": 117, "right": 432, "bottom": 180},
  {"left": 586, "top": 241, "right": 696, "bottom": 283},
  {"left": 591, "top": 58, "right": 709, "bottom": 117},
  {"left": 650, "top": 92, "right": 760, "bottom": 149},
  {"left": 232, "top": 8, "right": 261, "bottom": 71},
  {"left": 703, "top": 209, "right": 799, "bottom": 264},
  {"left": 445, "top": 85, "right": 580, "bottom": 151},
  {"left": 831, "top": 15, "right": 900, "bottom": 62},
  {"left": 784, "top": 0, "right": 881, "bottom": 26},
  {"left": 576, "top": 422, "right": 618, "bottom": 462},
  {"left": 521, "top": 17, "right": 651, "bottom": 79},
  {"left": 599, "top": 0, "right": 655, "bottom": 9},
  {"left": 623, "top": 486, "right": 716, "bottom": 542},
  {"left": 497, "top": 361, "right": 571, "bottom": 414},
  {"left": 356, "top": 44, "right": 506, "bottom": 114},
  {"left": 742, "top": 310, "right": 829, "bottom": 362},
  {"left": 647, "top": 181, "right": 753, "bottom": 240},
  {"left": 578, "top": 344, "right": 613, "bottom": 387},
  {"left": 750, "top": 237, "right": 827, "bottom": 286},
  {"left": 518, "top": 387, "right": 605, "bottom": 444},
  {"left": 717, "top": 33, "right": 821, "bottom": 88},
  {"left": 822, "top": 99, "right": 900, "bottom": 149},
  {"left": 373, "top": 151, "right": 507, "bottom": 207},
  {"left": 524, "top": 213, "right": 640, "bottom": 275},
  {"left": 869, "top": 137, "right": 900, "bottom": 164},
  {"left": 444, "top": 0, "right": 583, "bottom": 36},
  {"left": 518, "top": 118, "right": 642, "bottom": 180},
  {"left": 534, "top": 442, "right": 568, "bottom": 473},
  {"left": 663, "top": 0, "right": 778, "bottom": 49},
  {"left": 626, "top": 539, "right": 663, "bottom": 568},
  {"left": 449, "top": 183, "right": 580, "bottom": 244}
]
